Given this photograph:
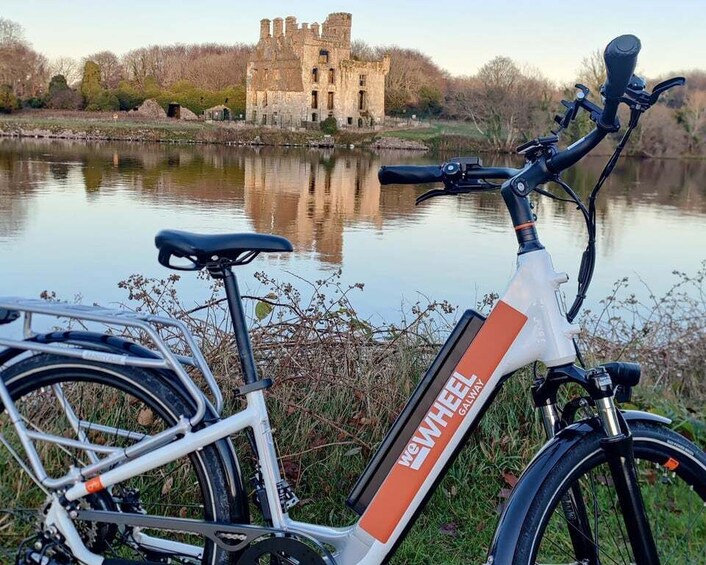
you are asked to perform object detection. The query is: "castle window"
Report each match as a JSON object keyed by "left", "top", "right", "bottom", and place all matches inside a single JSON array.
[
  {"left": 311, "top": 91, "right": 318, "bottom": 109},
  {"left": 312, "top": 112, "right": 318, "bottom": 122},
  {"left": 319, "top": 50, "right": 329, "bottom": 64},
  {"left": 262, "top": 114, "right": 267, "bottom": 125},
  {"left": 347, "top": 117, "right": 353, "bottom": 125},
  {"left": 327, "top": 92, "right": 334, "bottom": 110},
  {"left": 328, "top": 68, "right": 335, "bottom": 84},
  {"left": 359, "top": 74, "right": 367, "bottom": 87},
  {"left": 263, "top": 92, "right": 268, "bottom": 107},
  {"left": 312, "top": 68, "right": 319, "bottom": 83},
  {"left": 358, "top": 90, "right": 367, "bottom": 111}
]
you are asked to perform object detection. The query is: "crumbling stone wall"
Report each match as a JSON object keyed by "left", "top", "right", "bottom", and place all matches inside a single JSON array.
[{"left": 246, "top": 13, "right": 389, "bottom": 128}]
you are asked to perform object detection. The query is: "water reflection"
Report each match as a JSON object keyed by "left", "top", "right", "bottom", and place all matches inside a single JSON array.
[{"left": 0, "top": 138, "right": 704, "bottom": 315}]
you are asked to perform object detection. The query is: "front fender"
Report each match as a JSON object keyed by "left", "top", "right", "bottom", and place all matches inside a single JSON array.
[
  {"left": 487, "top": 410, "right": 671, "bottom": 564},
  {"left": 0, "top": 330, "right": 250, "bottom": 525}
]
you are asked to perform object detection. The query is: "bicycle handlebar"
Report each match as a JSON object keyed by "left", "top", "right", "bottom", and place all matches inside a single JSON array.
[
  {"left": 600, "top": 34, "right": 641, "bottom": 128},
  {"left": 378, "top": 165, "right": 519, "bottom": 186},
  {"left": 379, "top": 35, "right": 646, "bottom": 197}
]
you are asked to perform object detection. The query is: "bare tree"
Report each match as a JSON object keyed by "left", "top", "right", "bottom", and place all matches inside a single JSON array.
[
  {"left": 679, "top": 89, "right": 706, "bottom": 153},
  {"left": 84, "top": 51, "right": 123, "bottom": 88},
  {"left": 0, "top": 19, "right": 49, "bottom": 97},
  {"left": 633, "top": 104, "right": 687, "bottom": 157},
  {"left": 0, "top": 18, "right": 25, "bottom": 46},
  {"left": 576, "top": 48, "right": 605, "bottom": 95},
  {"left": 121, "top": 43, "right": 254, "bottom": 90},
  {"left": 350, "top": 40, "right": 376, "bottom": 62},
  {"left": 375, "top": 46, "right": 447, "bottom": 115},
  {"left": 49, "top": 57, "right": 80, "bottom": 85},
  {"left": 446, "top": 56, "right": 553, "bottom": 151}
]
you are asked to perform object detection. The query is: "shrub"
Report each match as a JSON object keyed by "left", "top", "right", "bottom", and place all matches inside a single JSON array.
[
  {"left": 48, "top": 74, "right": 69, "bottom": 98},
  {"left": 47, "top": 88, "right": 83, "bottom": 110},
  {"left": 114, "top": 81, "right": 146, "bottom": 111},
  {"left": 0, "top": 85, "right": 19, "bottom": 113},
  {"left": 85, "top": 90, "right": 119, "bottom": 111},
  {"left": 320, "top": 116, "right": 338, "bottom": 135},
  {"left": 23, "top": 97, "right": 44, "bottom": 109}
]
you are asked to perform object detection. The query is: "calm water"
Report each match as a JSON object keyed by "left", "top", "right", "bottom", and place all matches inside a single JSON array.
[{"left": 0, "top": 138, "right": 704, "bottom": 322}]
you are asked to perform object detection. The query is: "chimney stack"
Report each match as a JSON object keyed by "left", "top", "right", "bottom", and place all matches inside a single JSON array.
[
  {"left": 273, "top": 17, "right": 283, "bottom": 37},
  {"left": 285, "top": 16, "right": 297, "bottom": 35},
  {"left": 259, "top": 19, "right": 271, "bottom": 40}
]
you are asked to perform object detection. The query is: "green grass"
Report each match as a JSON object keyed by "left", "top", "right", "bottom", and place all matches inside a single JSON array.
[
  {"left": 0, "top": 113, "right": 215, "bottom": 132},
  {"left": 381, "top": 120, "right": 486, "bottom": 151},
  {"left": 382, "top": 120, "right": 484, "bottom": 141}
]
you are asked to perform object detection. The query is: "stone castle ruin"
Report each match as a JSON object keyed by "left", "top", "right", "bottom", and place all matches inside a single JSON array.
[{"left": 246, "top": 13, "right": 390, "bottom": 129}]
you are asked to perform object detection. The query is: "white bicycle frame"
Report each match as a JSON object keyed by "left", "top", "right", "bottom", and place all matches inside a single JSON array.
[{"left": 0, "top": 246, "right": 578, "bottom": 565}]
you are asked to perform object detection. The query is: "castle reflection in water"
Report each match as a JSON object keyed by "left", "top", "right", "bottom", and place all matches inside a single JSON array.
[{"left": 1, "top": 138, "right": 705, "bottom": 269}]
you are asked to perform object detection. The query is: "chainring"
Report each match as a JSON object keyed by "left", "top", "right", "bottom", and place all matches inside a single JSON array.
[{"left": 236, "top": 536, "right": 327, "bottom": 565}]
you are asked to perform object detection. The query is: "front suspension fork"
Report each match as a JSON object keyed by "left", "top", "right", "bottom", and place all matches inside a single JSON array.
[
  {"left": 536, "top": 366, "right": 661, "bottom": 565},
  {"left": 539, "top": 403, "right": 599, "bottom": 564},
  {"left": 594, "top": 390, "right": 660, "bottom": 564}
]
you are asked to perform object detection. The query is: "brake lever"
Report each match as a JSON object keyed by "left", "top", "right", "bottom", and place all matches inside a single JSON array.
[
  {"left": 649, "top": 76, "right": 686, "bottom": 105},
  {"left": 624, "top": 75, "right": 686, "bottom": 108},
  {"left": 415, "top": 182, "right": 498, "bottom": 205},
  {"left": 415, "top": 189, "right": 449, "bottom": 205}
]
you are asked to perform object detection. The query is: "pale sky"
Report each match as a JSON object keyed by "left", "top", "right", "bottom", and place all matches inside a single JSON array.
[{"left": 3, "top": 0, "right": 705, "bottom": 84}]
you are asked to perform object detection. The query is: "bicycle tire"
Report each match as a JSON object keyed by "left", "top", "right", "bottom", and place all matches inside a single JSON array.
[
  {"left": 514, "top": 420, "right": 706, "bottom": 564},
  {"left": 0, "top": 353, "right": 234, "bottom": 565}
]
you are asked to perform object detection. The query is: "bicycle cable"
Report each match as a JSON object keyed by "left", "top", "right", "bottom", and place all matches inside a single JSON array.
[{"left": 553, "top": 106, "right": 643, "bottom": 324}]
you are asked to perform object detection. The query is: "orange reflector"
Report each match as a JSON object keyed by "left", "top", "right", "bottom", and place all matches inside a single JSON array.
[
  {"left": 664, "top": 457, "right": 679, "bottom": 471},
  {"left": 85, "top": 477, "right": 105, "bottom": 493}
]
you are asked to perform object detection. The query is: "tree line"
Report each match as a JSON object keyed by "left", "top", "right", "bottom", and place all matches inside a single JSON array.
[
  {"left": 0, "top": 17, "right": 704, "bottom": 156},
  {"left": 0, "top": 18, "right": 253, "bottom": 116},
  {"left": 352, "top": 41, "right": 706, "bottom": 156}
]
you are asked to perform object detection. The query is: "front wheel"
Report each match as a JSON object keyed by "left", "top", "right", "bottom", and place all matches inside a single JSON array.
[{"left": 515, "top": 421, "right": 706, "bottom": 564}]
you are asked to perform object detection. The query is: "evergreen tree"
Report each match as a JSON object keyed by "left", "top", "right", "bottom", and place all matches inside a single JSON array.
[{"left": 80, "top": 61, "right": 102, "bottom": 106}]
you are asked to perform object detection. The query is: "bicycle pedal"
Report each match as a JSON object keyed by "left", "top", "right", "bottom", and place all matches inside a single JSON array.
[{"left": 277, "top": 478, "right": 299, "bottom": 511}]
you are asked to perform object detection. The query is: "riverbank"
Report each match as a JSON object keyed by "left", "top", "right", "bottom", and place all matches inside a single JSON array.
[{"left": 0, "top": 111, "right": 490, "bottom": 152}]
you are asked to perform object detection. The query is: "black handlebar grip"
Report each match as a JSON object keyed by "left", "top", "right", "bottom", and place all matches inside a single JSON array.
[
  {"left": 603, "top": 34, "right": 641, "bottom": 100},
  {"left": 600, "top": 34, "right": 641, "bottom": 129},
  {"left": 378, "top": 165, "right": 444, "bottom": 185},
  {"left": 602, "top": 362, "right": 641, "bottom": 387}
]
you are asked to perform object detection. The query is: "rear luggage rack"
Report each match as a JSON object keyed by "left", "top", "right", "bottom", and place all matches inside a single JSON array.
[{"left": 0, "top": 297, "right": 223, "bottom": 424}]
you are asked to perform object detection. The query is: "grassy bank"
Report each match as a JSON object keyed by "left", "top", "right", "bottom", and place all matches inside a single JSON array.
[
  {"left": 111, "top": 264, "right": 706, "bottom": 563},
  {"left": 380, "top": 121, "right": 491, "bottom": 152},
  {"left": 0, "top": 111, "right": 388, "bottom": 148},
  {"left": 0, "top": 111, "right": 502, "bottom": 151}
]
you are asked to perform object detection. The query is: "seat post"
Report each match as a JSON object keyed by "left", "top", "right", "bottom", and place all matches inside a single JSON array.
[{"left": 222, "top": 267, "right": 259, "bottom": 385}]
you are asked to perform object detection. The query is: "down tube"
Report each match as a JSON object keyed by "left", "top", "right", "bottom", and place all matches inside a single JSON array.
[{"left": 338, "top": 300, "right": 527, "bottom": 563}]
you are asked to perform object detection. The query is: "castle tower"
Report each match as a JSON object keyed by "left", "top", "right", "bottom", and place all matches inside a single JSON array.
[{"left": 321, "top": 12, "right": 352, "bottom": 46}]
